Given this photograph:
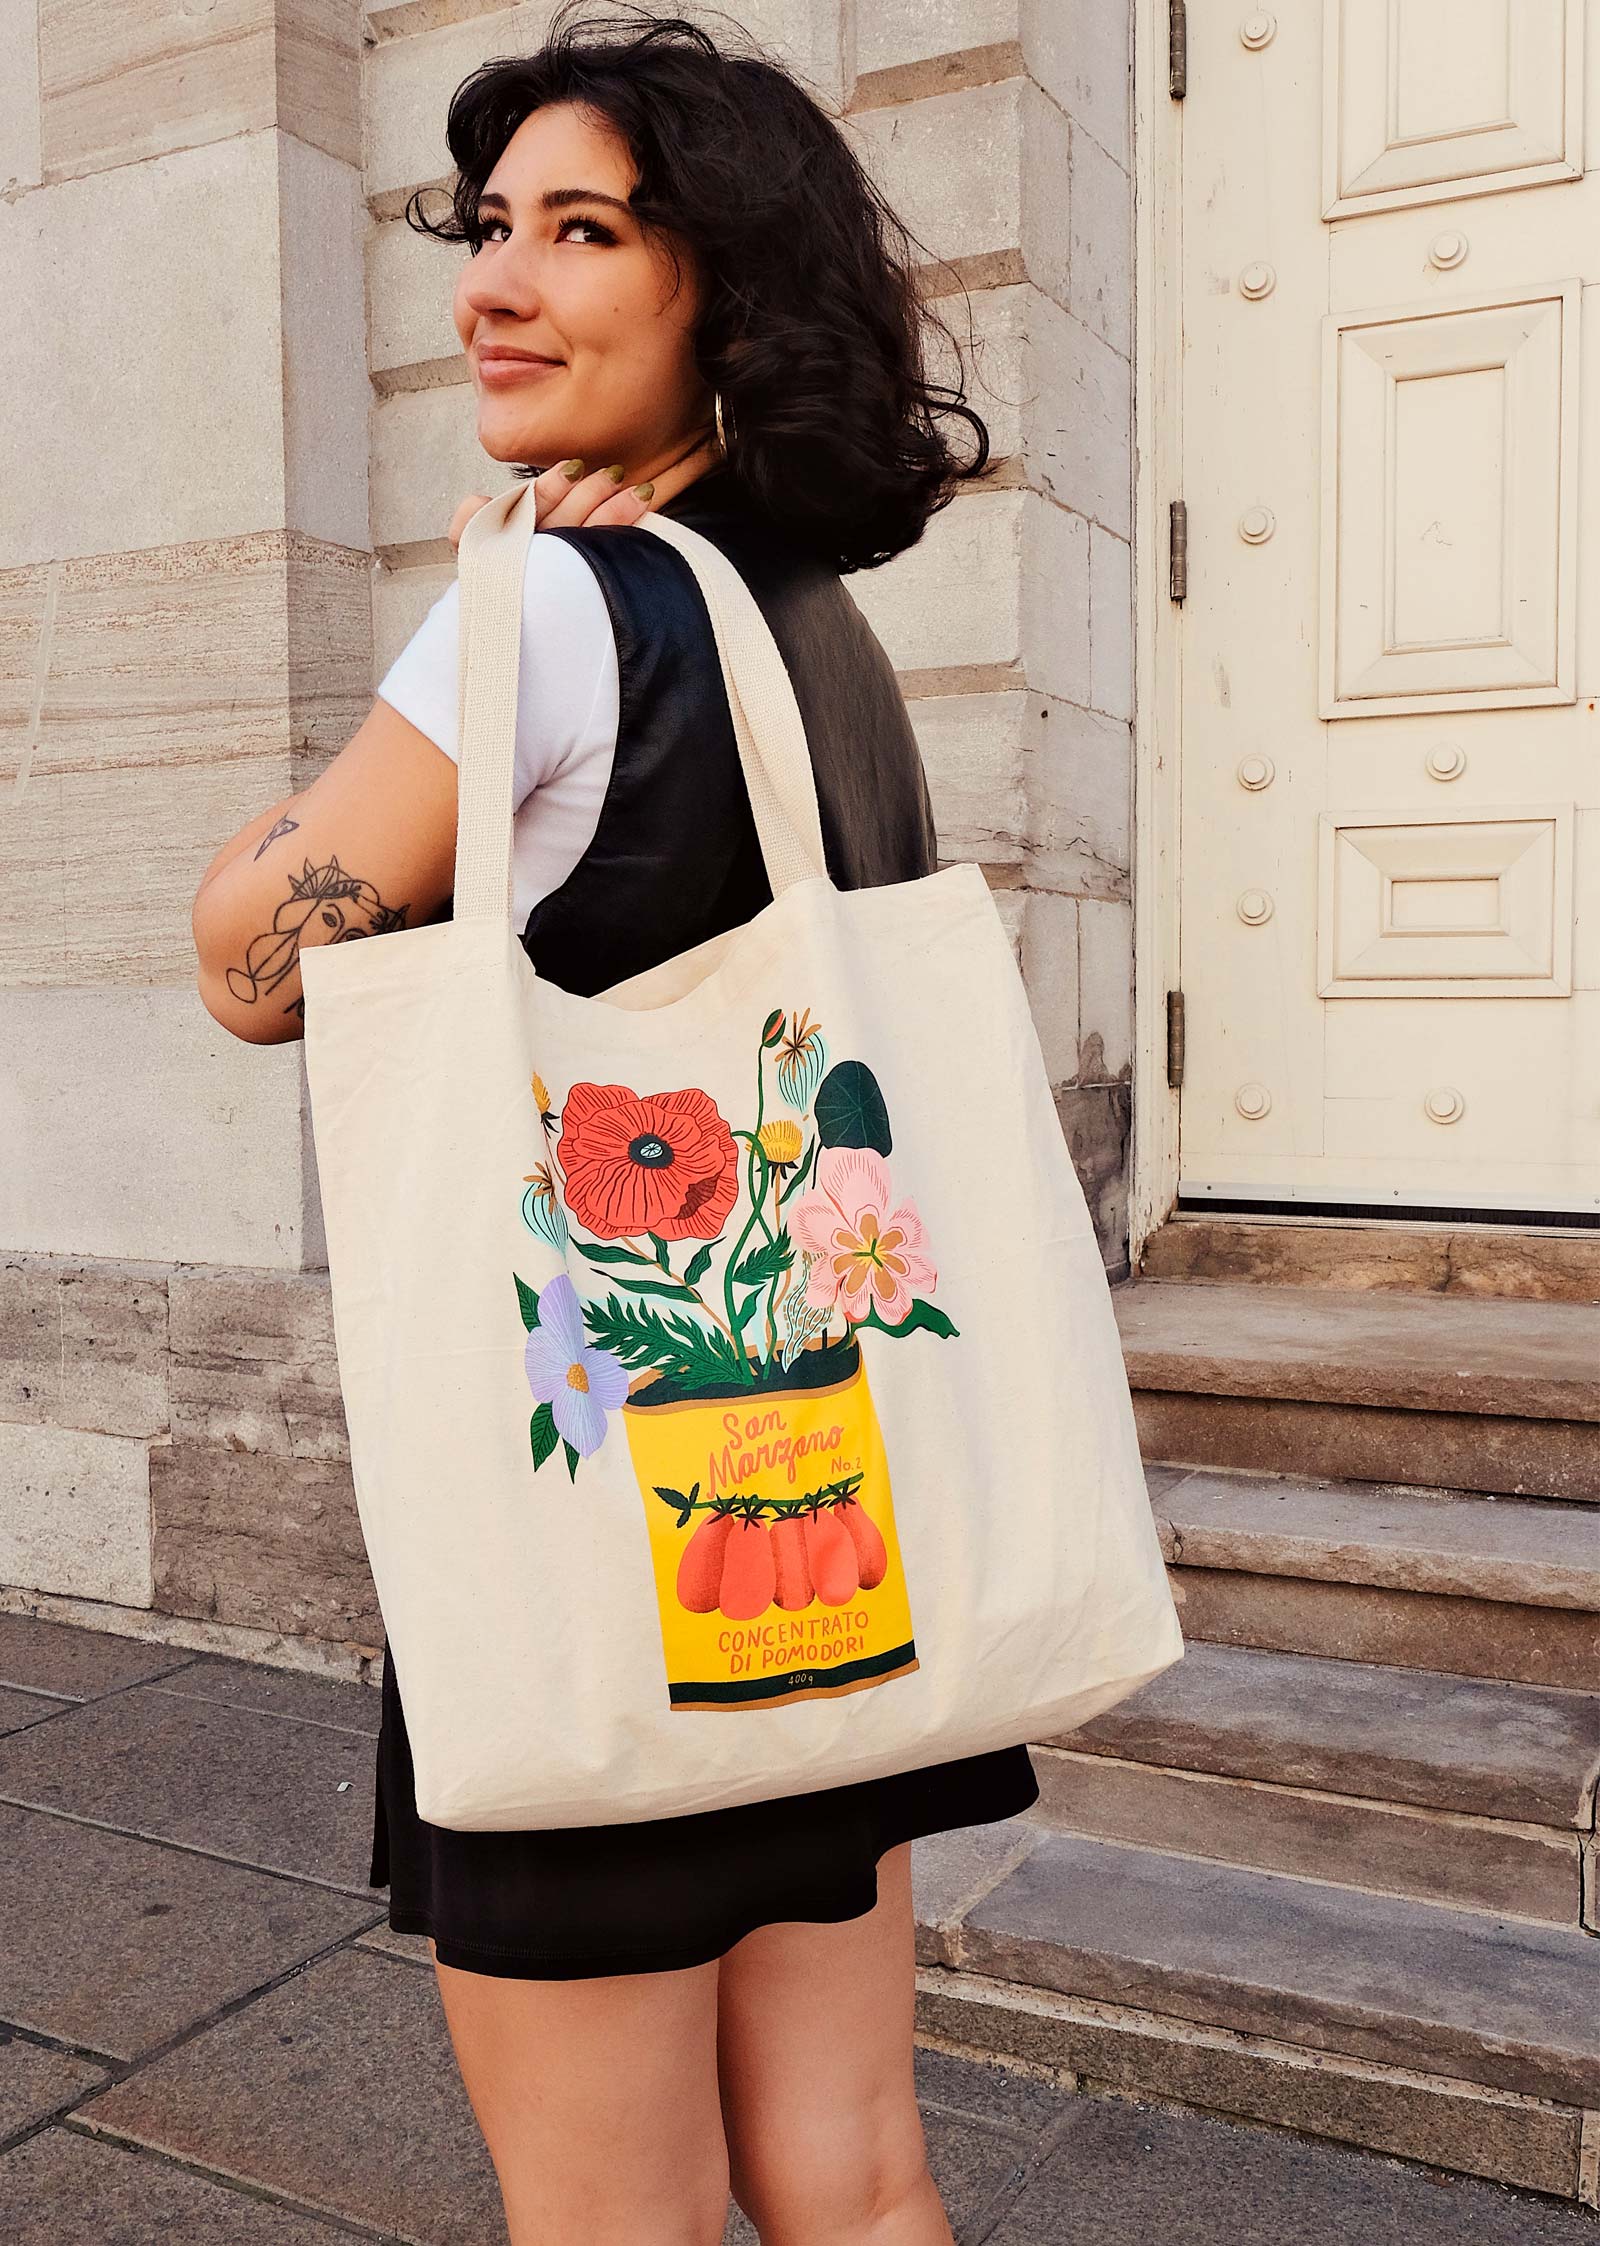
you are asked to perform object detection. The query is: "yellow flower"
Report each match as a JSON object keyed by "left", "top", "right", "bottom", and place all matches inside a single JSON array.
[
  {"left": 758, "top": 1120, "right": 803, "bottom": 1169},
  {"left": 530, "top": 1071, "right": 553, "bottom": 1121}
]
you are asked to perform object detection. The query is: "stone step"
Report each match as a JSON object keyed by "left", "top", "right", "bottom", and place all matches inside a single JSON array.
[
  {"left": 1118, "top": 1279, "right": 1600, "bottom": 1501},
  {"left": 1139, "top": 1215, "right": 1600, "bottom": 1305},
  {"left": 1148, "top": 1466, "right": 1600, "bottom": 1690},
  {"left": 911, "top": 1823, "right": 1600, "bottom": 2203},
  {"left": 1028, "top": 1638, "right": 1600, "bottom": 1928}
]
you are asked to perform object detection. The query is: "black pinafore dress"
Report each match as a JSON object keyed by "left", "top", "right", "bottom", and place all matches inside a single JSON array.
[{"left": 368, "top": 461, "right": 1041, "bottom": 1977}]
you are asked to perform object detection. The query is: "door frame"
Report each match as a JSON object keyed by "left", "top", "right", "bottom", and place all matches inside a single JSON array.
[{"left": 1130, "top": 0, "right": 1184, "bottom": 1261}]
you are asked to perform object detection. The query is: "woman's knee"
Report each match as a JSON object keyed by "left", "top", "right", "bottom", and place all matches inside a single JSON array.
[{"left": 726, "top": 2101, "right": 937, "bottom": 2243}]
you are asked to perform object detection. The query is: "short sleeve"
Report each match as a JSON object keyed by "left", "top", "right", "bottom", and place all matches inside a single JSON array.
[{"left": 376, "top": 532, "right": 618, "bottom": 813}]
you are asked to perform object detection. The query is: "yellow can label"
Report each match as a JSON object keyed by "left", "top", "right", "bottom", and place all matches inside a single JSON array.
[{"left": 621, "top": 1344, "right": 919, "bottom": 1710}]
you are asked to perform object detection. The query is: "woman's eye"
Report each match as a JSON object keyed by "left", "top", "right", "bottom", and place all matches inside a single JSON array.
[{"left": 557, "top": 215, "right": 616, "bottom": 245}]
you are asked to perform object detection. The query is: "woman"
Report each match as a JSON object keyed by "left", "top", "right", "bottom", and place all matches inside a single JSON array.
[{"left": 191, "top": 7, "right": 1040, "bottom": 2240}]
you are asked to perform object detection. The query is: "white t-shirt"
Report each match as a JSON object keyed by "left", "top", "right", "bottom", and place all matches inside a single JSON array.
[{"left": 376, "top": 533, "right": 619, "bottom": 927}]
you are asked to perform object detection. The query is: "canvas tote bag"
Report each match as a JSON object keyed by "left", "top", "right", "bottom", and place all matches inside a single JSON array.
[{"left": 299, "top": 478, "right": 1184, "bottom": 1830}]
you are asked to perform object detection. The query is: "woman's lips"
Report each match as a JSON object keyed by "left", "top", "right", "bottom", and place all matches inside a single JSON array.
[{"left": 478, "top": 355, "right": 564, "bottom": 385}]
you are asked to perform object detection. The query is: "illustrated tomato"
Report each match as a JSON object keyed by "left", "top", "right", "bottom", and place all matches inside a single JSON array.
[
  {"left": 770, "top": 1516, "right": 815, "bottom": 1610},
  {"left": 718, "top": 1518, "right": 778, "bottom": 1619},
  {"left": 838, "top": 1499, "right": 888, "bottom": 1590},
  {"left": 802, "top": 1506, "right": 860, "bottom": 1605},
  {"left": 677, "top": 1510, "right": 737, "bottom": 1613}
]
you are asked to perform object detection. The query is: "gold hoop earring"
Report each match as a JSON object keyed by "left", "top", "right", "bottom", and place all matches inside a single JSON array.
[{"left": 713, "top": 389, "right": 731, "bottom": 456}]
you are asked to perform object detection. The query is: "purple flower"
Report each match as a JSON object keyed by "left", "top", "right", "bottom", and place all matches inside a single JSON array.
[{"left": 523, "top": 1272, "right": 629, "bottom": 1457}]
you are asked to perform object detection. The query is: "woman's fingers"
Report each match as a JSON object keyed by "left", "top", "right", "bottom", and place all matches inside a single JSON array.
[{"left": 533, "top": 460, "right": 655, "bottom": 531}]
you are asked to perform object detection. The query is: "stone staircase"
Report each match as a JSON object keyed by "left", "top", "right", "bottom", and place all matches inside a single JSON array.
[{"left": 911, "top": 1221, "right": 1600, "bottom": 2209}]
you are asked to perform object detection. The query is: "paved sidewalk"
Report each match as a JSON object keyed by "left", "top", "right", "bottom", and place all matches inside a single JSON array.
[{"left": 0, "top": 1608, "right": 1593, "bottom": 2244}]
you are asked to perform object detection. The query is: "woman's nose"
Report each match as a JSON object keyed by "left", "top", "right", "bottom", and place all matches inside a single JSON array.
[{"left": 461, "top": 252, "right": 539, "bottom": 321}]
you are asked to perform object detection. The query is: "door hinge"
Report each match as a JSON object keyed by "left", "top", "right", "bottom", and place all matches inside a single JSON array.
[
  {"left": 1166, "top": 990, "right": 1186, "bottom": 1089},
  {"left": 1169, "top": 0, "right": 1188, "bottom": 98},
  {"left": 1169, "top": 500, "right": 1188, "bottom": 602}
]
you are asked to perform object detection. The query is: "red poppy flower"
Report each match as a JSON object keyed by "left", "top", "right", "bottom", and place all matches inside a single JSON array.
[{"left": 559, "top": 1082, "right": 739, "bottom": 1241}]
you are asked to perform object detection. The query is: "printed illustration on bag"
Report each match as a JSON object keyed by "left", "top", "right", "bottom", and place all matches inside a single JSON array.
[{"left": 510, "top": 1007, "right": 957, "bottom": 1711}]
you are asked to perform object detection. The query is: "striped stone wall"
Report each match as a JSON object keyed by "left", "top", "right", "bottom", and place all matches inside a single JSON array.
[{"left": 0, "top": 0, "right": 1135, "bottom": 1667}]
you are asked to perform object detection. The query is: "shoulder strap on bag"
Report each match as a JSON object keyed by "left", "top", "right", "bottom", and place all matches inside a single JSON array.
[{"left": 452, "top": 484, "right": 828, "bottom": 928}]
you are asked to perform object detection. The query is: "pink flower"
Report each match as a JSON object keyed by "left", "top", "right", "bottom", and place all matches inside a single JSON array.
[{"left": 787, "top": 1147, "right": 936, "bottom": 1328}]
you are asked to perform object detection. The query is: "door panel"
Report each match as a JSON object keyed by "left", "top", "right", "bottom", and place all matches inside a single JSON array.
[{"left": 1177, "top": 0, "right": 1599, "bottom": 1216}]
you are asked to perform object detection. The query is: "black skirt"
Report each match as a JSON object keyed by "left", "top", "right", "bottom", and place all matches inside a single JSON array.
[{"left": 368, "top": 1641, "right": 1041, "bottom": 1979}]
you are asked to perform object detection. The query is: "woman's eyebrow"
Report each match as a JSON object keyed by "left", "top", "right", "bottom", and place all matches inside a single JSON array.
[{"left": 475, "top": 187, "right": 633, "bottom": 216}]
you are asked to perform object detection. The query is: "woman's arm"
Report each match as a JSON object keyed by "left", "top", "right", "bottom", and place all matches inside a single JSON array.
[{"left": 190, "top": 697, "right": 459, "bottom": 1046}]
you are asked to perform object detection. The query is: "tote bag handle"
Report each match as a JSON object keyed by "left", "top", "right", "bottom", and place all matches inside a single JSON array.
[{"left": 452, "top": 480, "right": 829, "bottom": 926}]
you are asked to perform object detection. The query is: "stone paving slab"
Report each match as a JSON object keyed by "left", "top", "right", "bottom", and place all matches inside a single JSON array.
[
  {"left": 0, "top": 2129, "right": 360, "bottom": 2244},
  {"left": 961, "top": 1829, "right": 1600, "bottom": 2106},
  {"left": 78, "top": 1945, "right": 504, "bottom": 2245},
  {"left": 0, "top": 1800, "right": 379, "bottom": 2060},
  {"left": 0, "top": 2036, "right": 107, "bottom": 2141},
  {"left": 1054, "top": 1638, "right": 1600, "bottom": 1826},
  {"left": 145, "top": 1649, "right": 381, "bottom": 1734},
  {"left": 982, "top": 2086, "right": 1600, "bottom": 2244},
  {"left": 1117, "top": 1281, "right": 1600, "bottom": 1421},
  {"left": 0, "top": 1682, "right": 376, "bottom": 1891},
  {"left": 0, "top": 1687, "right": 68, "bottom": 1739},
  {"left": 0, "top": 1612, "right": 194, "bottom": 1699}
]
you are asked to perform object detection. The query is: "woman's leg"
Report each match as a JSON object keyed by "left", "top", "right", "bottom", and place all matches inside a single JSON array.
[
  {"left": 429, "top": 1938, "right": 731, "bottom": 2246},
  {"left": 715, "top": 1842, "right": 954, "bottom": 2246}
]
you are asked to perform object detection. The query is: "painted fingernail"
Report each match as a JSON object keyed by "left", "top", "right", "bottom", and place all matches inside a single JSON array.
[
  {"left": 559, "top": 457, "right": 585, "bottom": 480},
  {"left": 632, "top": 481, "right": 654, "bottom": 502},
  {"left": 604, "top": 463, "right": 626, "bottom": 483}
]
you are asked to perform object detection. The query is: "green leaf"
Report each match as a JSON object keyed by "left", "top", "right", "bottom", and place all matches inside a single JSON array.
[
  {"left": 577, "top": 1240, "right": 659, "bottom": 1268},
  {"left": 732, "top": 1289, "right": 764, "bottom": 1332},
  {"left": 529, "top": 1401, "right": 559, "bottom": 1468},
  {"left": 863, "top": 1296, "right": 959, "bottom": 1340},
  {"left": 654, "top": 1482, "right": 696, "bottom": 1528},
  {"left": 683, "top": 1239, "right": 718, "bottom": 1288},
  {"left": 732, "top": 1230, "right": 793, "bottom": 1287},
  {"left": 777, "top": 1140, "right": 816, "bottom": 1203},
  {"left": 646, "top": 1232, "right": 671, "bottom": 1267},
  {"left": 606, "top": 1273, "right": 701, "bottom": 1303},
  {"left": 814, "top": 1060, "right": 892, "bottom": 1155},
  {"left": 563, "top": 1439, "right": 580, "bottom": 1482},
  {"left": 514, "top": 1273, "right": 541, "bottom": 1331},
  {"left": 583, "top": 1295, "right": 746, "bottom": 1389}
]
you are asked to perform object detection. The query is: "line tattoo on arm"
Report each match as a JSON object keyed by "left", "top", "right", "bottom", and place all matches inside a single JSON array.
[
  {"left": 252, "top": 812, "right": 300, "bottom": 861},
  {"left": 225, "top": 854, "right": 410, "bottom": 1018}
]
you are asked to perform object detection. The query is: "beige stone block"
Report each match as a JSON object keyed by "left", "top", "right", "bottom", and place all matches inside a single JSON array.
[
  {"left": 372, "top": 560, "right": 455, "bottom": 679},
  {"left": 908, "top": 689, "right": 1031, "bottom": 866},
  {"left": 364, "top": 2, "right": 845, "bottom": 210},
  {"left": 845, "top": 77, "right": 1069, "bottom": 308},
  {"left": 281, "top": 133, "right": 371, "bottom": 551},
  {"left": 1018, "top": 889, "right": 1079, "bottom": 1087},
  {"left": 277, "top": 0, "right": 364, "bottom": 168},
  {"left": 1076, "top": 894, "right": 1132, "bottom": 1081},
  {"left": 4, "top": 757, "right": 293, "bottom": 987},
  {"left": 854, "top": 0, "right": 1130, "bottom": 170},
  {"left": 370, "top": 381, "right": 492, "bottom": 555},
  {"left": 151, "top": 1443, "right": 378, "bottom": 1643},
  {"left": 367, "top": 209, "right": 464, "bottom": 380},
  {"left": 0, "top": 989, "right": 313, "bottom": 1268},
  {"left": 925, "top": 283, "right": 1132, "bottom": 534},
  {"left": 0, "top": 0, "right": 43, "bottom": 192},
  {"left": 1068, "top": 126, "right": 1130, "bottom": 355},
  {"left": 1087, "top": 523, "right": 1131, "bottom": 722},
  {"left": 1024, "top": 698, "right": 1130, "bottom": 898},
  {"left": 0, "top": 1421, "right": 153, "bottom": 1605},
  {"left": 1, "top": 139, "right": 286, "bottom": 560},
  {"left": 850, "top": 488, "right": 1087, "bottom": 705},
  {"left": 0, "top": 1254, "right": 171, "bottom": 1438},
  {"left": 40, "top": 0, "right": 276, "bottom": 183},
  {"left": 167, "top": 1267, "right": 347, "bottom": 1461}
]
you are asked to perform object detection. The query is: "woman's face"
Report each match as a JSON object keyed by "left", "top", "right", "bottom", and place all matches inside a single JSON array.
[{"left": 453, "top": 102, "right": 711, "bottom": 478}]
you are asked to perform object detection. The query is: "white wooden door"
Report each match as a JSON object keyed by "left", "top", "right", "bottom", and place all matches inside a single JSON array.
[{"left": 1176, "top": 0, "right": 1599, "bottom": 1217}]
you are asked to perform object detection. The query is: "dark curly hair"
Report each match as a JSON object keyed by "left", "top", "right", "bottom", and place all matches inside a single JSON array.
[{"left": 404, "top": 0, "right": 993, "bottom": 573}]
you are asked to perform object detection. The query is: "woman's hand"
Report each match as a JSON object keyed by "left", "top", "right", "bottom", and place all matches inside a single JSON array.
[{"left": 449, "top": 459, "right": 655, "bottom": 553}]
